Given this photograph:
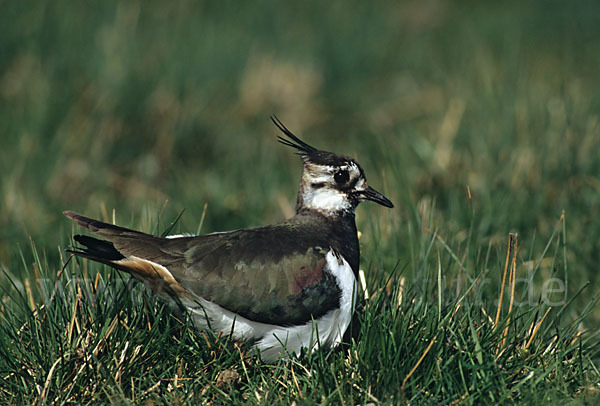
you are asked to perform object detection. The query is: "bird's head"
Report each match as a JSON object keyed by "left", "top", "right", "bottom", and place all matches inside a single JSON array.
[{"left": 273, "top": 117, "right": 394, "bottom": 217}]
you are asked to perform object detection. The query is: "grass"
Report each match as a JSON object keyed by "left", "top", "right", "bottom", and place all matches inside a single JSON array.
[
  {"left": 1, "top": 213, "right": 599, "bottom": 404},
  {"left": 2, "top": 0, "right": 600, "bottom": 403}
]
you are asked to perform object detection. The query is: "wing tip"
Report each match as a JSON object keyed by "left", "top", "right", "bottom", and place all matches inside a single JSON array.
[
  {"left": 63, "top": 210, "right": 78, "bottom": 219},
  {"left": 63, "top": 210, "right": 98, "bottom": 230}
]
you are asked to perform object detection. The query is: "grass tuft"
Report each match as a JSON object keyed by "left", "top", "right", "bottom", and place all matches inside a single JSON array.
[{"left": 1, "top": 213, "right": 598, "bottom": 404}]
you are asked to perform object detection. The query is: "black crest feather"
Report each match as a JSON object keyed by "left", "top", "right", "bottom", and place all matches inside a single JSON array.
[{"left": 271, "top": 116, "right": 318, "bottom": 156}]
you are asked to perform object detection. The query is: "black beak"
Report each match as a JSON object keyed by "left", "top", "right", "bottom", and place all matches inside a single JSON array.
[{"left": 360, "top": 186, "right": 394, "bottom": 208}]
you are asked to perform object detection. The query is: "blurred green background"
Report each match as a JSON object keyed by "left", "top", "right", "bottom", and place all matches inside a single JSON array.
[{"left": 1, "top": 1, "right": 599, "bottom": 316}]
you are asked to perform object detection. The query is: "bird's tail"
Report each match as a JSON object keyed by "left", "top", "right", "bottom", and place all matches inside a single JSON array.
[{"left": 64, "top": 211, "right": 190, "bottom": 299}]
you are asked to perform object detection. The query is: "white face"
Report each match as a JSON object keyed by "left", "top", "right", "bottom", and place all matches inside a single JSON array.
[{"left": 300, "top": 161, "right": 367, "bottom": 215}]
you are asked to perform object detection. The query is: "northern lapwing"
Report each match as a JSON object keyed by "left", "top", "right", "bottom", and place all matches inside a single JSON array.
[{"left": 64, "top": 117, "right": 393, "bottom": 361}]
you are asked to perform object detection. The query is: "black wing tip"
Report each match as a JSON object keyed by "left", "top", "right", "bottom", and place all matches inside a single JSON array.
[
  {"left": 271, "top": 115, "right": 318, "bottom": 155},
  {"left": 72, "top": 234, "right": 125, "bottom": 261}
]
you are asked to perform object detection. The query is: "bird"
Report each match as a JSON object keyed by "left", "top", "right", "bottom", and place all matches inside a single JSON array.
[{"left": 64, "top": 117, "right": 393, "bottom": 361}]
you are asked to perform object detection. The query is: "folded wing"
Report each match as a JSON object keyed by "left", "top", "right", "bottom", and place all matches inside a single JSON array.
[{"left": 65, "top": 211, "right": 341, "bottom": 326}]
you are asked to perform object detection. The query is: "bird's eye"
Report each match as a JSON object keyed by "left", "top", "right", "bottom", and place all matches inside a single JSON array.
[{"left": 334, "top": 170, "right": 349, "bottom": 184}]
